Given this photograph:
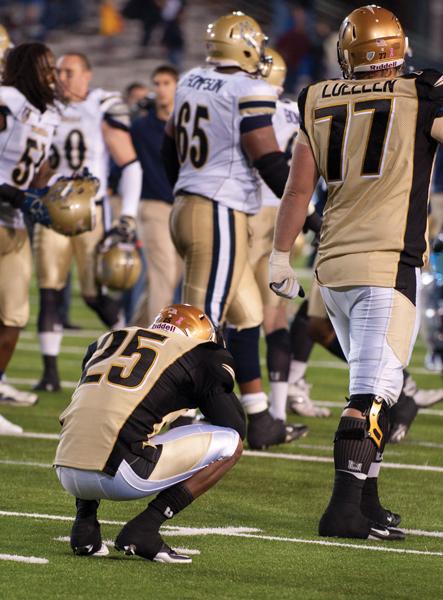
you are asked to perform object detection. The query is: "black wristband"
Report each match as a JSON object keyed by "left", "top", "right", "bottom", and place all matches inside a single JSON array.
[
  {"left": 0, "top": 183, "right": 25, "bottom": 208},
  {"left": 253, "top": 151, "right": 289, "bottom": 199},
  {"left": 161, "top": 134, "right": 180, "bottom": 187}
]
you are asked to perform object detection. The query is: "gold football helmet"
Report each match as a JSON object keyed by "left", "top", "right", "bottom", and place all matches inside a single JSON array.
[
  {"left": 206, "top": 11, "right": 269, "bottom": 75},
  {"left": 337, "top": 5, "right": 408, "bottom": 79},
  {"left": 96, "top": 243, "right": 142, "bottom": 291},
  {"left": 264, "top": 48, "right": 287, "bottom": 91},
  {"left": 43, "top": 174, "right": 98, "bottom": 236},
  {"left": 150, "top": 304, "right": 219, "bottom": 343}
]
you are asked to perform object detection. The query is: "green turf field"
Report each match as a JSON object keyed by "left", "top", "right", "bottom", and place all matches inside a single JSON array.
[{"left": 0, "top": 274, "right": 442, "bottom": 600}]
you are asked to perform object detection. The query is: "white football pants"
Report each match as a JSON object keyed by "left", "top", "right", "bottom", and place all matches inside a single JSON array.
[
  {"left": 56, "top": 424, "right": 239, "bottom": 501},
  {"left": 320, "top": 270, "right": 421, "bottom": 407}
]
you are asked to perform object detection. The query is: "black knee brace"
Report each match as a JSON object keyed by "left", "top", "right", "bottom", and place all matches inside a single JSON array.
[
  {"left": 265, "top": 328, "right": 291, "bottom": 382},
  {"left": 347, "top": 394, "right": 390, "bottom": 452},
  {"left": 38, "top": 289, "right": 64, "bottom": 333}
]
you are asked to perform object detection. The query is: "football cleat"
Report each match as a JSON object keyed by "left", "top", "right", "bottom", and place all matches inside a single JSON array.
[
  {"left": 388, "top": 393, "right": 418, "bottom": 444},
  {"left": 361, "top": 505, "right": 401, "bottom": 529},
  {"left": 368, "top": 526, "right": 406, "bottom": 541},
  {"left": 33, "top": 375, "right": 61, "bottom": 393},
  {"left": 71, "top": 499, "right": 103, "bottom": 557},
  {"left": 247, "top": 409, "right": 308, "bottom": 450},
  {"left": 116, "top": 541, "right": 192, "bottom": 564},
  {"left": 287, "top": 378, "right": 331, "bottom": 417},
  {"left": 0, "top": 414, "right": 23, "bottom": 435},
  {"left": 0, "top": 381, "right": 38, "bottom": 406},
  {"left": 403, "top": 374, "right": 443, "bottom": 408}
]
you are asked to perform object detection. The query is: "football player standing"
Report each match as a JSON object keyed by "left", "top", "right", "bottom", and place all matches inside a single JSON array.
[
  {"left": 55, "top": 304, "right": 245, "bottom": 563},
  {"left": 165, "top": 12, "right": 312, "bottom": 449},
  {"left": 0, "top": 42, "right": 60, "bottom": 412},
  {"left": 270, "top": 5, "right": 443, "bottom": 540},
  {"left": 33, "top": 52, "right": 142, "bottom": 392}
]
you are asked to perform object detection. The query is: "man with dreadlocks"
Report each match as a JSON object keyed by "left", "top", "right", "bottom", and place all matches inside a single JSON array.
[{"left": 0, "top": 42, "right": 61, "bottom": 410}]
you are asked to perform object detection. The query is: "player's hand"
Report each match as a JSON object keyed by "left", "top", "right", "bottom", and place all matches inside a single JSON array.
[
  {"left": 105, "top": 215, "right": 137, "bottom": 246},
  {"left": 269, "top": 249, "right": 305, "bottom": 299},
  {"left": 23, "top": 188, "right": 52, "bottom": 227}
]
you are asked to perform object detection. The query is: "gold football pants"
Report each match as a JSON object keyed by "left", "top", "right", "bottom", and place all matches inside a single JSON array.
[
  {"left": 34, "top": 206, "right": 104, "bottom": 297},
  {"left": 170, "top": 194, "right": 263, "bottom": 329},
  {"left": 0, "top": 226, "right": 31, "bottom": 327}
]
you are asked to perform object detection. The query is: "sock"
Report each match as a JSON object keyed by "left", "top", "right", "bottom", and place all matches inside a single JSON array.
[
  {"left": 75, "top": 498, "right": 99, "bottom": 519},
  {"left": 288, "top": 360, "right": 307, "bottom": 385},
  {"left": 334, "top": 417, "right": 376, "bottom": 479},
  {"left": 328, "top": 470, "right": 366, "bottom": 508},
  {"left": 240, "top": 392, "right": 268, "bottom": 415},
  {"left": 325, "top": 336, "right": 346, "bottom": 362},
  {"left": 42, "top": 354, "right": 59, "bottom": 379},
  {"left": 269, "top": 382, "right": 289, "bottom": 421},
  {"left": 38, "top": 332, "right": 63, "bottom": 356}
]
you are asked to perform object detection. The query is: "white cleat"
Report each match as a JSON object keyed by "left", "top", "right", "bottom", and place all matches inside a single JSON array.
[
  {"left": 403, "top": 375, "right": 443, "bottom": 408},
  {"left": 91, "top": 543, "right": 109, "bottom": 557},
  {"left": 288, "top": 378, "right": 331, "bottom": 417},
  {"left": 153, "top": 545, "right": 192, "bottom": 564},
  {"left": 0, "top": 414, "right": 23, "bottom": 435},
  {"left": 0, "top": 381, "right": 38, "bottom": 407}
]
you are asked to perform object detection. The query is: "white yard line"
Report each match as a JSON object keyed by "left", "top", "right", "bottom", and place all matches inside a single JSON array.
[
  {"left": 0, "top": 553, "right": 48, "bottom": 564},
  {"left": 18, "top": 343, "right": 85, "bottom": 355},
  {"left": 21, "top": 329, "right": 103, "bottom": 340},
  {"left": 6, "top": 377, "right": 78, "bottom": 389},
  {"left": 1, "top": 447, "right": 443, "bottom": 474},
  {"left": 0, "top": 511, "right": 441, "bottom": 557}
]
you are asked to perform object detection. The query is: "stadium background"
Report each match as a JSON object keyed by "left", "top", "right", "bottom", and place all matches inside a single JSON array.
[{"left": 0, "top": 2, "right": 442, "bottom": 598}]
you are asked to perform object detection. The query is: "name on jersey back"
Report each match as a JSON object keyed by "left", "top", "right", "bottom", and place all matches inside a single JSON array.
[
  {"left": 321, "top": 79, "right": 398, "bottom": 98},
  {"left": 185, "top": 74, "right": 226, "bottom": 93}
]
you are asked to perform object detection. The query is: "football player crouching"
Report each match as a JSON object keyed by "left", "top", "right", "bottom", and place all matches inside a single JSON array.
[{"left": 54, "top": 304, "right": 245, "bottom": 564}]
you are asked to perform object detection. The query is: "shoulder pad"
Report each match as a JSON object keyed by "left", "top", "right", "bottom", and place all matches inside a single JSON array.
[
  {"left": 0, "top": 86, "right": 28, "bottom": 117},
  {"left": 96, "top": 89, "right": 130, "bottom": 131},
  {"left": 403, "top": 69, "right": 443, "bottom": 101},
  {"left": 237, "top": 77, "right": 277, "bottom": 116}
]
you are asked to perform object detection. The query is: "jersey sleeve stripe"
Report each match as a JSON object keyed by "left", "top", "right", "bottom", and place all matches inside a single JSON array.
[{"left": 239, "top": 100, "right": 276, "bottom": 110}]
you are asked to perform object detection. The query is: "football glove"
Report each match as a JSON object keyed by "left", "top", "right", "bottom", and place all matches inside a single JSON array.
[
  {"left": 269, "top": 249, "right": 305, "bottom": 299},
  {"left": 104, "top": 215, "right": 137, "bottom": 247},
  {"left": 22, "top": 188, "right": 52, "bottom": 226}
]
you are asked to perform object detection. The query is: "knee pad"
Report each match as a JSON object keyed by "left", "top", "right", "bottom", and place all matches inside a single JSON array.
[
  {"left": 265, "top": 328, "right": 291, "bottom": 382},
  {"left": 225, "top": 326, "right": 261, "bottom": 383},
  {"left": 347, "top": 394, "right": 389, "bottom": 451},
  {"left": 38, "top": 289, "right": 63, "bottom": 332}
]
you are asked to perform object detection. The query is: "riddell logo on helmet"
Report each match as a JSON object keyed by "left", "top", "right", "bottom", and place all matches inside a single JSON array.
[
  {"left": 369, "top": 61, "right": 397, "bottom": 71},
  {"left": 151, "top": 323, "right": 178, "bottom": 332}
]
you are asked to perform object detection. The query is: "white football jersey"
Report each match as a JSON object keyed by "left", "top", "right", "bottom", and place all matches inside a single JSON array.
[
  {"left": 0, "top": 86, "right": 59, "bottom": 229},
  {"left": 173, "top": 66, "right": 277, "bottom": 215},
  {"left": 260, "top": 98, "right": 300, "bottom": 208},
  {"left": 50, "top": 88, "right": 130, "bottom": 199}
]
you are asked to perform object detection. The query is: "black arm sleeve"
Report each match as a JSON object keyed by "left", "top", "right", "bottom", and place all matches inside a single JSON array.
[
  {"left": 161, "top": 133, "right": 180, "bottom": 187},
  {"left": 199, "top": 387, "right": 246, "bottom": 440},
  {"left": 253, "top": 151, "right": 290, "bottom": 199},
  {"left": 0, "top": 183, "right": 25, "bottom": 208}
]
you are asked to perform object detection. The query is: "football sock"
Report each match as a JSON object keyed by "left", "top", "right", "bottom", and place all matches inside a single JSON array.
[
  {"left": 240, "top": 392, "right": 268, "bottom": 415},
  {"left": 42, "top": 354, "right": 59, "bottom": 378},
  {"left": 288, "top": 360, "right": 307, "bottom": 385},
  {"left": 269, "top": 382, "right": 289, "bottom": 421},
  {"left": 289, "top": 300, "right": 314, "bottom": 363},
  {"left": 334, "top": 417, "right": 376, "bottom": 479},
  {"left": 266, "top": 328, "right": 291, "bottom": 420}
]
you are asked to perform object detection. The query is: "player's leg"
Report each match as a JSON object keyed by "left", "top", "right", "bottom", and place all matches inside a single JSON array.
[
  {"left": 33, "top": 223, "right": 73, "bottom": 391},
  {"left": 319, "top": 277, "right": 420, "bottom": 539},
  {"left": 57, "top": 423, "right": 242, "bottom": 562},
  {"left": 287, "top": 282, "right": 332, "bottom": 417},
  {"left": 79, "top": 205, "right": 123, "bottom": 328},
  {"left": 0, "top": 227, "right": 37, "bottom": 406},
  {"left": 132, "top": 200, "right": 178, "bottom": 326}
]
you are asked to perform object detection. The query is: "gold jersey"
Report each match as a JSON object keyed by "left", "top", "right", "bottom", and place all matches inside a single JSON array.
[
  {"left": 299, "top": 69, "right": 443, "bottom": 289},
  {"left": 55, "top": 326, "right": 237, "bottom": 475}
]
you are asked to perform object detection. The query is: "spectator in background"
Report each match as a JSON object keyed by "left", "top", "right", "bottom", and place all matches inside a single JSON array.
[
  {"left": 130, "top": 65, "right": 182, "bottom": 326},
  {"left": 276, "top": 4, "right": 312, "bottom": 94},
  {"left": 124, "top": 81, "right": 151, "bottom": 121}
]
